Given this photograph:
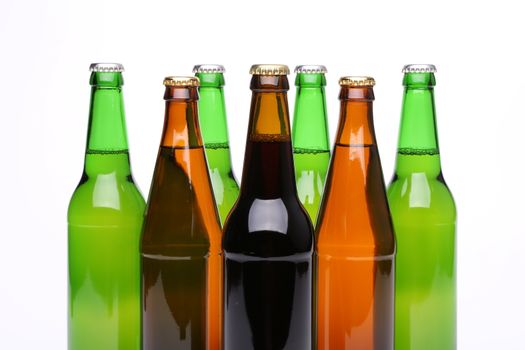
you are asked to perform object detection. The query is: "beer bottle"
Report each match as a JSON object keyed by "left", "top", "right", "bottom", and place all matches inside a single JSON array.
[
  {"left": 193, "top": 64, "right": 240, "bottom": 226},
  {"left": 223, "top": 64, "right": 314, "bottom": 350},
  {"left": 316, "top": 77, "right": 395, "bottom": 349},
  {"left": 387, "top": 64, "right": 456, "bottom": 350},
  {"left": 68, "top": 63, "right": 145, "bottom": 350},
  {"left": 141, "top": 77, "right": 222, "bottom": 350},
  {"left": 292, "top": 65, "right": 330, "bottom": 225}
]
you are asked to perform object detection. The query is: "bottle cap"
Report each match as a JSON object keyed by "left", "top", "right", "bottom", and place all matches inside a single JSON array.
[
  {"left": 402, "top": 64, "right": 437, "bottom": 73},
  {"left": 193, "top": 64, "right": 225, "bottom": 73},
  {"left": 89, "top": 63, "right": 124, "bottom": 72},
  {"left": 339, "top": 76, "right": 375, "bottom": 87},
  {"left": 294, "top": 65, "right": 327, "bottom": 74},
  {"left": 163, "top": 76, "right": 200, "bottom": 87},
  {"left": 249, "top": 64, "right": 290, "bottom": 76}
]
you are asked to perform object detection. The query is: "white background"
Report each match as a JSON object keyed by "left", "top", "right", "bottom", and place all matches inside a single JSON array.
[{"left": 1, "top": 0, "right": 523, "bottom": 349}]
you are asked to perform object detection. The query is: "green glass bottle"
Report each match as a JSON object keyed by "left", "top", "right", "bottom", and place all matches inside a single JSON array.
[
  {"left": 292, "top": 65, "right": 330, "bottom": 225},
  {"left": 193, "top": 64, "right": 239, "bottom": 226},
  {"left": 68, "top": 63, "right": 145, "bottom": 350},
  {"left": 387, "top": 64, "right": 457, "bottom": 350}
]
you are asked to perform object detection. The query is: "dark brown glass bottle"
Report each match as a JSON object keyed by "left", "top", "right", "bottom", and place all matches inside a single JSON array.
[
  {"left": 316, "top": 77, "right": 395, "bottom": 349},
  {"left": 141, "top": 77, "right": 223, "bottom": 350},
  {"left": 223, "top": 64, "right": 314, "bottom": 350}
]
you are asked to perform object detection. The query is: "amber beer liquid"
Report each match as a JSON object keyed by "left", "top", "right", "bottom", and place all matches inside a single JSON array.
[
  {"left": 223, "top": 65, "right": 314, "bottom": 350},
  {"left": 316, "top": 77, "right": 395, "bottom": 349},
  {"left": 141, "top": 77, "right": 222, "bottom": 350}
]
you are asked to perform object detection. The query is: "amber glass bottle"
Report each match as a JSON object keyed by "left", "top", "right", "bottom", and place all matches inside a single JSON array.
[
  {"left": 141, "top": 77, "right": 222, "bottom": 350},
  {"left": 316, "top": 77, "right": 396, "bottom": 349},
  {"left": 223, "top": 64, "right": 314, "bottom": 350}
]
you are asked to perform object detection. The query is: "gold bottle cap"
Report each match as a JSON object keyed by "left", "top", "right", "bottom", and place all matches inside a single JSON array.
[
  {"left": 193, "top": 64, "right": 225, "bottom": 73},
  {"left": 249, "top": 64, "right": 290, "bottom": 76},
  {"left": 402, "top": 64, "right": 437, "bottom": 73},
  {"left": 339, "top": 76, "right": 375, "bottom": 87},
  {"left": 89, "top": 63, "right": 124, "bottom": 72},
  {"left": 294, "top": 65, "right": 327, "bottom": 74},
  {"left": 163, "top": 76, "right": 200, "bottom": 87}
]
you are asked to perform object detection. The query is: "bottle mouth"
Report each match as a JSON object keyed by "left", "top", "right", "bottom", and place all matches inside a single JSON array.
[
  {"left": 338, "top": 77, "right": 375, "bottom": 100},
  {"left": 402, "top": 64, "right": 436, "bottom": 87},
  {"left": 250, "top": 75, "right": 289, "bottom": 91},
  {"left": 89, "top": 63, "right": 125, "bottom": 86},
  {"left": 163, "top": 77, "right": 200, "bottom": 100},
  {"left": 294, "top": 65, "right": 327, "bottom": 88},
  {"left": 402, "top": 73, "right": 436, "bottom": 87},
  {"left": 194, "top": 69, "right": 225, "bottom": 87}
]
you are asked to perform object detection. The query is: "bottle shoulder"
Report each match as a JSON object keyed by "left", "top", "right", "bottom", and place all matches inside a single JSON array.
[
  {"left": 223, "top": 196, "right": 314, "bottom": 256},
  {"left": 68, "top": 174, "right": 145, "bottom": 223},
  {"left": 316, "top": 198, "right": 396, "bottom": 256},
  {"left": 387, "top": 174, "right": 456, "bottom": 219},
  {"left": 141, "top": 199, "right": 220, "bottom": 247},
  {"left": 141, "top": 146, "right": 222, "bottom": 249},
  {"left": 208, "top": 167, "right": 240, "bottom": 191},
  {"left": 316, "top": 143, "right": 394, "bottom": 251}
]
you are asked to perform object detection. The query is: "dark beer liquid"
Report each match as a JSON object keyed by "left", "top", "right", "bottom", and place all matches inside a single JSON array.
[
  {"left": 223, "top": 136, "right": 313, "bottom": 350},
  {"left": 142, "top": 146, "right": 222, "bottom": 350}
]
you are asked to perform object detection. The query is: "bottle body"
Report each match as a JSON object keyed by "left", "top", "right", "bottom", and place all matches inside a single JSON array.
[
  {"left": 316, "top": 79, "right": 395, "bottom": 350},
  {"left": 224, "top": 138, "right": 313, "bottom": 350},
  {"left": 387, "top": 67, "right": 456, "bottom": 350},
  {"left": 141, "top": 147, "right": 221, "bottom": 350},
  {"left": 292, "top": 68, "right": 330, "bottom": 225},
  {"left": 141, "top": 79, "right": 222, "bottom": 350},
  {"left": 195, "top": 66, "right": 240, "bottom": 226},
  {"left": 223, "top": 67, "right": 314, "bottom": 350},
  {"left": 68, "top": 152, "right": 145, "bottom": 350},
  {"left": 68, "top": 66, "right": 145, "bottom": 350}
]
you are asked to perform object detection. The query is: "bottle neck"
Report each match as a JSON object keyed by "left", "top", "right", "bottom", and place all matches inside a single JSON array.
[
  {"left": 240, "top": 75, "right": 296, "bottom": 199},
  {"left": 84, "top": 71, "right": 130, "bottom": 176},
  {"left": 395, "top": 72, "right": 441, "bottom": 176},
  {"left": 292, "top": 73, "right": 330, "bottom": 151},
  {"left": 336, "top": 87, "right": 376, "bottom": 146},
  {"left": 160, "top": 86, "right": 202, "bottom": 149},
  {"left": 196, "top": 72, "right": 230, "bottom": 147}
]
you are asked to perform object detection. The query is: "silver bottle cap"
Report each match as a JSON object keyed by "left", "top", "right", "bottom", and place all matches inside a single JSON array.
[
  {"left": 294, "top": 65, "right": 327, "bottom": 74},
  {"left": 89, "top": 63, "right": 124, "bottom": 72},
  {"left": 402, "top": 64, "right": 436, "bottom": 73},
  {"left": 193, "top": 64, "right": 225, "bottom": 73}
]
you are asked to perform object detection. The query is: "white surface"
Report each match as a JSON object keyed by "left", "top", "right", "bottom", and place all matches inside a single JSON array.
[{"left": 0, "top": 0, "right": 523, "bottom": 349}]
